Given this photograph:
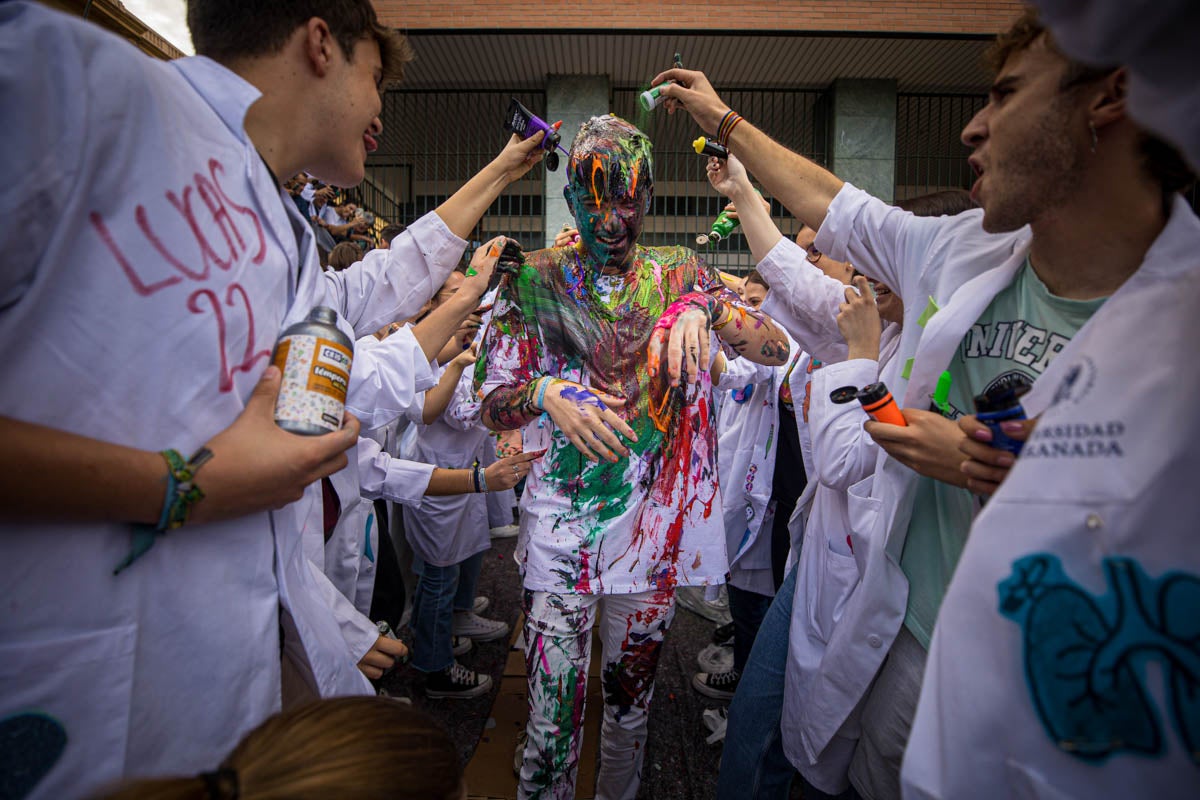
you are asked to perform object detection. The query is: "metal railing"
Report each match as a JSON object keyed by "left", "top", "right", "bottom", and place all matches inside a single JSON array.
[
  {"left": 894, "top": 92, "right": 986, "bottom": 202},
  {"left": 360, "top": 90, "right": 548, "bottom": 253},
  {"left": 612, "top": 87, "right": 830, "bottom": 275}
]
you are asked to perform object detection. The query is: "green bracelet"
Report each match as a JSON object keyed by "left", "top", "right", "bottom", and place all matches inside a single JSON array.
[
  {"left": 534, "top": 377, "right": 555, "bottom": 410},
  {"left": 115, "top": 446, "right": 214, "bottom": 575}
]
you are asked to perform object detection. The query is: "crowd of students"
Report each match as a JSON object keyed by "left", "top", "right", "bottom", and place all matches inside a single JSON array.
[{"left": 2, "top": 1, "right": 1199, "bottom": 799}]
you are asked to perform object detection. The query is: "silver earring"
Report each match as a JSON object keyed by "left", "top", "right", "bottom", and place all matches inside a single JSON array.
[{"left": 1089, "top": 122, "right": 1098, "bottom": 154}]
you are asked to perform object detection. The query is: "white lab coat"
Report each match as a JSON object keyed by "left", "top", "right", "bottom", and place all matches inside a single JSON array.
[
  {"left": 402, "top": 369, "right": 491, "bottom": 567},
  {"left": 755, "top": 183, "right": 1028, "bottom": 785},
  {"left": 902, "top": 195, "right": 1200, "bottom": 799},
  {"left": 0, "top": 7, "right": 462, "bottom": 796},
  {"left": 782, "top": 325, "right": 902, "bottom": 794},
  {"left": 715, "top": 350, "right": 780, "bottom": 597},
  {"left": 710, "top": 335, "right": 796, "bottom": 594}
]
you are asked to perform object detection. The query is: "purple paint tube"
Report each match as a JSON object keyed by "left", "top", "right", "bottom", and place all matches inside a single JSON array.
[{"left": 504, "top": 98, "right": 570, "bottom": 171}]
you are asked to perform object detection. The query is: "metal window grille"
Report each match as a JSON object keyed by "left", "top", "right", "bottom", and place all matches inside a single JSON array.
[
  {"left": 356, "top": 90, "right": 548, "bottom": 253},
  {"left": 611, "top": 88, "right": 830, "bottom": 276},
  {"left": 894, "top": 93, "right": 986, "bottom": 202}
]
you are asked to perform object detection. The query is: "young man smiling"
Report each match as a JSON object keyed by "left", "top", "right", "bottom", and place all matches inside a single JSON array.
[
  {"left": 477, "top": 115, "right": 790, "bottom": 800},
  {"left": 652, "top": 5, "right": 1194, "bottom": 798},
  {"left": 0, "top": 2, "right": 544, "bottom": 796}
]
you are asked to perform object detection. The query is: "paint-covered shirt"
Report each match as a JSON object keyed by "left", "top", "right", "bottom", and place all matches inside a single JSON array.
[{"left": 478, "top": 244, "right": 741, "bottom": 594}]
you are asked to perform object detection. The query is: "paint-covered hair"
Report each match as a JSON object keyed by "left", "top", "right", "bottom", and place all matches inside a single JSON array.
[{"left": 567, "top": 115, "right": 654, "bottom": 204}]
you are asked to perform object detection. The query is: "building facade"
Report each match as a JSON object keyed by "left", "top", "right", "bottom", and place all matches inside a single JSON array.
[{"left": 361, "top": 1, "right": 1022, "bottom": 271}]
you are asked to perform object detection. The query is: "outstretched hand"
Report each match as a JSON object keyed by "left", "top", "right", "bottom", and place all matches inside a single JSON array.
[
  {"left": 705, "top": 153, "right": 753, "bottom": 200},
  {"left": 191, "top": 366, "right": 360, "bottom": 525},
  {"left": 837, "top": 276, "right": 883, "bottom": 362},
  {"left": 541, "top": 380, "right": 638, "bottom": 463},
  {"left": 484, "top": 449, "right": 545, "bottom": 491},
  {"left": 493, "top": 132, "right": 547, "bottom": 183},
  {"left": 648, "top": 68, "right": 730, "bottom": 135}
]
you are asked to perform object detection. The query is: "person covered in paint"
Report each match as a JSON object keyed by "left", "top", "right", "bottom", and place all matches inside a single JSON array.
[{"left": 476, "top": 114, "right": 790, "bottom": 799}]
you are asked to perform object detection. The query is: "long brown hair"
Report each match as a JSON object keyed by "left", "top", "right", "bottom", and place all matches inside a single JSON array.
[{"left": 98, "top": 698, "right": 462, "bottom": 800}]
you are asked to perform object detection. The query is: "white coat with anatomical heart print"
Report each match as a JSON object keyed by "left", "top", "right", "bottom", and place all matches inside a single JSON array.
[{"left": 902, "top": 194, "right": 1200, "bottom": 800}]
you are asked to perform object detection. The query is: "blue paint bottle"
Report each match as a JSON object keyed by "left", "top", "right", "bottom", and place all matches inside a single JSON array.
[{"left": 973, "top": 384, "right": 1028, "bottom": 455}]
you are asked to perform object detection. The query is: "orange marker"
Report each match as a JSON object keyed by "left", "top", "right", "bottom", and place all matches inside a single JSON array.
[{"left": 857, "top": 382, "right": 908, "bottom": 426}]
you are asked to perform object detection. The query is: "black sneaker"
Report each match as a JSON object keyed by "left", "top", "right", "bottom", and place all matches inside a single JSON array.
[
  {"left": 425, "top": 661, "right": 493, "bottom": 700},
  {"left": 692, "top": 669, "right": 741, "bottom": 701},
  {"left": 712, "top": 622, "right": 735, "bottom": 647}
]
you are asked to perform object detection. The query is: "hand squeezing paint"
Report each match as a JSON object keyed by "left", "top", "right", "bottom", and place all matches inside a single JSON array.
[
  {"left": 639, "top": 53, "right": 684, "bottom": 111},
  {"left": 504, "top": 98, "right": 570, "bottom": 171}
]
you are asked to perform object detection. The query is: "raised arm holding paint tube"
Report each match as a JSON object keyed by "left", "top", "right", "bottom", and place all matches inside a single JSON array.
[{"left": 474, "top": 114, "right": 788, "bottom": 800}]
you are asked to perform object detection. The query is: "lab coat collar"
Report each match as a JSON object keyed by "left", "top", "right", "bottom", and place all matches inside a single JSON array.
[
  {"left": 903, "top": 242, "right": 1031, "bottom": 408},
  {"left": 1137, "top": 192, "right": 1200, "bottom": 279},
  {"left": 170, "top": 56, "right": 262, "bottom": 144}
]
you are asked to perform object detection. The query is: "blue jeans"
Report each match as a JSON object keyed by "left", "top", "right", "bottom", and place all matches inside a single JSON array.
[
  {"left": 727, "top": 583, "right": 773, "bottom": 675},
  {"left": 718, "top": 565, "right": 797, "bottom": 800},
  {"left": 410, "top": 551, "right": 484, "bottom": 672}
]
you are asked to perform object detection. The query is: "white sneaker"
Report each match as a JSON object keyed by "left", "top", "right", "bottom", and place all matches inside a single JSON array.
[
  {"left": 697, "top": 642, "right": 734, "bottom": 674},
  {"left": 702, "top": 706, "right": 728, "bottom": 744},
  {"left": 490, "top": 523, "right": 520, "bottom": 539},
  {"left": 453, "top": 611, "right": 510, "bottom": 642},
  {"left": 472, "top": 596, "right": 490, "bottom": 615}
]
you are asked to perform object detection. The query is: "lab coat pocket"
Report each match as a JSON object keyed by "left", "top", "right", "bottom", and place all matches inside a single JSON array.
[
  {"left": 0, "top": 624, "right": 137, "bottom": 799},
  {"left": 810, "top": 537, "right": 861, "bottom": 643},
  {"left": 846, "top": 474, "right": 879, "bottom": 574}
]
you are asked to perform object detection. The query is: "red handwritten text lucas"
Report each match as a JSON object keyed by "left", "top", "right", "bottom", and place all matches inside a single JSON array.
[{"left": 89, "top": 158, "right": 273, "bottom": 393}]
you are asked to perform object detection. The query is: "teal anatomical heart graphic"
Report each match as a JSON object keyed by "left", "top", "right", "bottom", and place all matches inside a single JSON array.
[{"left": 999, "top": 555, "right": 1200, "bottom": 765}]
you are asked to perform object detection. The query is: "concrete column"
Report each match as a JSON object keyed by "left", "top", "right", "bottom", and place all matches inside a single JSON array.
[
  {"left": 829, "top": 79, "right": 897, "bottom": 203},
  {"left": 543, "top": 75, "right": 610, "bottom": 248}
]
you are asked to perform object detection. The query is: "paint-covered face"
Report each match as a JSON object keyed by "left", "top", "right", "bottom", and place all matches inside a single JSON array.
[{"left": 564, "top": 120, "right": 653, "bottom": 271}]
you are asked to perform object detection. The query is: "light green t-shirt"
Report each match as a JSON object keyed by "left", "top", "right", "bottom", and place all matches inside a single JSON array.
[{"left": 901, "top": 260, "right": 1106, "bottom": 649}]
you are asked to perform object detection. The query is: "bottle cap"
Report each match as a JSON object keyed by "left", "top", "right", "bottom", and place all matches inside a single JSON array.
[
  {"left": 309, "top": 306, "right": 338, "bottom": 326},
  {"left": 639, "top": 89, "right": 659, "bottom": 112},
  {"left": 695, "top": 233, "right": 710, "bottom": 246},
  {"left": 829, "top": 385, "right": 860, "bottom": 404},
  {"left": 857, "top": 382, "right": 890, "bottom": 405}
]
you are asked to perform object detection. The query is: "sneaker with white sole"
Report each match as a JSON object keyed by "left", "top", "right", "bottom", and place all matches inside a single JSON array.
[
  {"left": 472, "top": 596, "right": 490, "bottom": 615},
  {"left": 489, "top": 523, "right": 520, "bottom": 539},
  {"left": 452, "top": 635, "right": 473, "bottom": 657},
  {"left": 692, "top": 668, "right": 741, "bottom": 701},
  {"left": 702, "top": 706, "right": 728, "bottom": 744},
  {"left": 696, "top": 642, "right": 734, "bottom": 674},
  {"left": 425, "top": 661, "right": 493, "bottom": 699},
  {"left": 453, "top": 611, "right": 510, "bottom": 642}
]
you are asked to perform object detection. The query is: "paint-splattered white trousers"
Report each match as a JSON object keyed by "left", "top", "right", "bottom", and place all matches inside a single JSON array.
[{"left": 518, "top": 588, "right": 676, "bottom": 800}]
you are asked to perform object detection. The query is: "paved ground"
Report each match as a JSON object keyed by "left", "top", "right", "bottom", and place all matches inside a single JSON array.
[{"left": 377, "top": 536, "right": 768, "bottom": 799}]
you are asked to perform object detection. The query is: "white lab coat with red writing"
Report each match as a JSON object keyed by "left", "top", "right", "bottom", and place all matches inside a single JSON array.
[{"left": 0, "top": 5, "right": 463, "bottom": 797}]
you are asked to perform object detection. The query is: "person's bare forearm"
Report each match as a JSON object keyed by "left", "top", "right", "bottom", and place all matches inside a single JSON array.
[
  {"left": 480, "top": 382, "right": 541, "bottom": 432},
  {"left": 434, "top": 162, "right": 510, "bottom": 240},
  {"left": 422, "top": 363, "right": 468, "bottom": 424},
  {"left": 725, "top": 121, "right": 843, "bottom": 231},
  {"left": 409, "top": 291, "right": 477, "bottom": 364},
  {"left": 727, "top": 182, "right": 784, "bottom": 262},
  {"left": 713, "top": 298, "right": 791, "bottom": 366},
  {"left": 0, "top": 417, "right": 163, "bottom": 524},
  {"left": 424, "top": 468, "right": 476, "bottom": 496}
]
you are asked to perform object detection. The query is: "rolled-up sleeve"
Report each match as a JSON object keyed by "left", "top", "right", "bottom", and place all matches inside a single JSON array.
[
  {"left": 356, "top": 436, "right": 436, "bottom": 507},
  {"left": 325, "top": 211, "right": 467, "bottom": 337},
  {"left": 345, "top": 329, "right": 436, "bottom": 430}
]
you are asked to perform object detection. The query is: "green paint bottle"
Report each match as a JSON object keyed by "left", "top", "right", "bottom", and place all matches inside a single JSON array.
[{"left": 696, "top": 210, "right": 739, "bottom": 246}]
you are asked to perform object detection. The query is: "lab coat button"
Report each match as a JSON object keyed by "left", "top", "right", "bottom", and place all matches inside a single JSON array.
[
  {"left": 1086, "top": 513, "right": 1103, "bottom": 530},
  {"left": 867, "top": 634, "right": 883, "bottom": 648}
]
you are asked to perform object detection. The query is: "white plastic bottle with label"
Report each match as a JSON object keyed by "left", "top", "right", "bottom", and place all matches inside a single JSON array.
[{"left": 271, "top": 306, "right": 354, "bottom": 435}]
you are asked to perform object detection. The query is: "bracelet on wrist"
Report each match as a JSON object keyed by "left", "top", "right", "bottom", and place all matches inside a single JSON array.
[
  {"left": 116, "top": 446, "right": 214, "bottom": 575},
  {"left": 476, "top": 465, "right": 489, "bottom": 493},
  {"left": 534, "top": 377, "right": 556, "bottom": 411}
]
